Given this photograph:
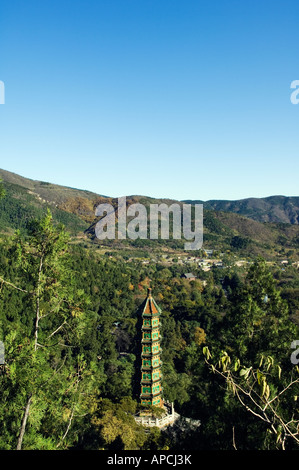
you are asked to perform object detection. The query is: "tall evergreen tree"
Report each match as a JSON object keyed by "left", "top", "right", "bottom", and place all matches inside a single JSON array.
[
  {"left": 0, "top": 210, "right": 93, "bottom": 449},
  {"left": 222, "top": 258, "right": 297, "bottom": 365},
  {"left": 200, "top": 259, "right": 299, "bottom": 449}
]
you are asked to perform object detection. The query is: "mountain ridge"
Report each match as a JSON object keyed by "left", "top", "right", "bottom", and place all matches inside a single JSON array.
[
  {"left": 1, "top": 168, "right": 298, "bottom": 225},
  {"left": 0, "top": 170, "right": 299, "bottom": 261},
  {"left": 0, "top": 168, "right": 299, "bottom": 262},
  {"left": 184, "top": 196, "right": 299, "bottom": 225}
]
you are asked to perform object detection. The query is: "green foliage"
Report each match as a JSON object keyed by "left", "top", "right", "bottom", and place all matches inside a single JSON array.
[
  {"left": 203, "top": 347, "right": 299, "bottom": 449},
  {"left": 0, "top": 180, "right": 5, "bottom": 200},
  {"left": 0, "top": 207, "right": 298, "bottom": 450},
  {"left": 0, "top": 182, "right": 87, "bottom": 235},
  {"left": 230, "top": 235, "right": 251, "bottom": 250},
  {"left": 0, "top": 210, "right": 92, "bottom": 449},
  {"left": 86, "top": 397, "right": 147, "bottom": 450},
  {"left": 199, "top": 260, "right": 299, "bottom": 449}
]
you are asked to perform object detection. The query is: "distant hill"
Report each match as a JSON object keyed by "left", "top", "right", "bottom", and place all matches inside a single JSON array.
[
  {"left": 0, "top": 168, "right": 107, "bottom": 205},
  {"left": 183, "top": 196, "right": 299, "bottom": 225},
  {"left": 2, "top": 168, "right": 299, "bottom": 225},
  {"left": 0, "top": 168, "right": 299, "bottom": 259}
]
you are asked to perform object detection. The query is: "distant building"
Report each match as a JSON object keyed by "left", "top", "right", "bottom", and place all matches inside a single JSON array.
[
  {"left": 182, "top": 273, "right": 197, "bottom": 281},
  {"left": 214, "top": 262, "right": 223, "bottom": 268}
]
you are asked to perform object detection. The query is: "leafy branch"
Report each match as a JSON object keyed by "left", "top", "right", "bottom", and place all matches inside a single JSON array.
[{"left": 203, "top": 346, "right": 299, "bottom": 449}]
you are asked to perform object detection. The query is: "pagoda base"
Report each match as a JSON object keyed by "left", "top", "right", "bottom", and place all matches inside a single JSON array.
[{"left": 134, "top": 402, "right": 179, "bottom": 429}]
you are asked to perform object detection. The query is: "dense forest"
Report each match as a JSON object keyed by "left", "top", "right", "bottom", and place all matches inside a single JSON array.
[{"left": 0, "top": 180, "right": 299, "bottom": 450}]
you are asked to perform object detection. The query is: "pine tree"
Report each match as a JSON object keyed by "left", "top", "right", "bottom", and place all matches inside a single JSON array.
[
  {"left": 0, "top": 210, "right": 93, "bottom": 449},
  {"left": 201, "top": 259, "right": 299, "bottom": 449}
]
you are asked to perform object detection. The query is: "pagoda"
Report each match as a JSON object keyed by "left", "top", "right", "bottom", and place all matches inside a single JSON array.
[
  {"left": 140, "top": 287, "right": 163, "bottom": 408},
  {"left": 134, "top": 288, "right": 178, "bottom": 428}
]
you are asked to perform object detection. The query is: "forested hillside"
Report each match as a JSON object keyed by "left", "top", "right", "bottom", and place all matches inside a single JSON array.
[
  {"left": 1, "top": 169, "right": 299, "bottom": 264},
  {"left": 184, "top": 195, "right": 299, "bottom": 225},
  {"left": 2, "top": 168, "right": 299, "bottom": 225},
  {"left": 0, "top": 176, "right": 298, "bottom": 450}
]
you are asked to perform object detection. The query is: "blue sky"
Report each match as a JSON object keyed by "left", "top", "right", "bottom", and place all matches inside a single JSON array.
[{"left": 0, "top": 0, "right": 298, "bottom": 201}]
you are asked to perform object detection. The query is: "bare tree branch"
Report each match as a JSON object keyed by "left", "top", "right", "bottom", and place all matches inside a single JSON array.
[
  {"left": 204, "top": 356, "right": 299, "bottom": 449},
  {"left": 0, "top": 276, "right": 30, "bottom": 294}
]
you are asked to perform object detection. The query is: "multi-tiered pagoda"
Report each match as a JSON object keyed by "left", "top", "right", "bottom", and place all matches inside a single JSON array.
[
  {"left": 140, "top": 287, "right": 163, "bottom": 408},
  {"left": 135, "top": 288, "right": 178, "bottom": 428}
]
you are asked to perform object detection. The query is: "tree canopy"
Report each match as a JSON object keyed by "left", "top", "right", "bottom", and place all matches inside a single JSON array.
[{"left": 0, "top": 211, "right": 298, "bottom": 450}]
